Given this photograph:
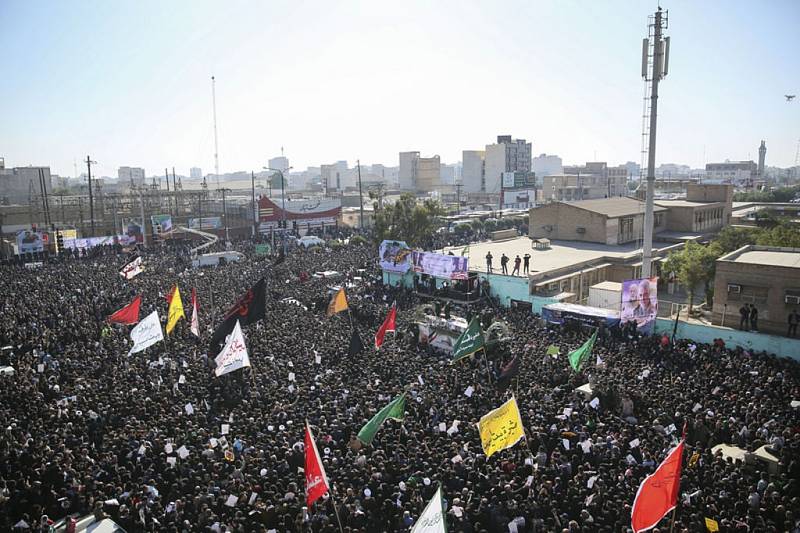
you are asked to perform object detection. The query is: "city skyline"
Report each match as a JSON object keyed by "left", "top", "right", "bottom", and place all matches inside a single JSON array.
[{"left": 1, "top": 0, "right": 798, "bottom": 178}]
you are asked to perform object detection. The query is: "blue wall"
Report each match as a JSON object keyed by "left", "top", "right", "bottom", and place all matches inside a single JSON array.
[
  {"left": 477, "top": 273, "right": 532, "bottom": 309},
  {"left": 654, "top": 317, "right": 800, "bottom": 361}
]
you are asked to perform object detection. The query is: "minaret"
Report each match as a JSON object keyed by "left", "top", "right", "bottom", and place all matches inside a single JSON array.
[{"left": 758, "top": 140, "right": 766, "bottom": 178}]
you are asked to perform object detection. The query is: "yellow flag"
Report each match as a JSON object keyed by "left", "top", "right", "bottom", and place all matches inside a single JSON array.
[
  {"left": 166, "top": 285, "right": 185, "bottom": 334},
  {"left": 326, "top": 288, "right": 348, "bottom": 317},
  {"left": 478, "top": 397, "right": 525, "bottom": 458},
  {"left": 704, "top": 518, "right": 719, "bottom": 532}
]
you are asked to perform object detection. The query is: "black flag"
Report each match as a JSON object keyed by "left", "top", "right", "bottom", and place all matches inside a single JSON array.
[
  {"left": 210, "top": 279, "right": 266, "bottom": 347},
  {"left": 349, "top": 328, "right": 365, "bottom": 356},
  {"left": 497, "top": 355, "right": 521, "bottom": 391}
]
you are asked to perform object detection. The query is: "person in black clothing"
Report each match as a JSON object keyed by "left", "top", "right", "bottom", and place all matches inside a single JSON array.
[
  {"left": 749, "top": 304, "right": 758, "bottom": 331},
  {"left": 500, "top": 253, "right": 509, "bottom": 275},
  {"left": 485, "top": 252, "right": 493, "bottom": 273},
  {"left": 511, "top": 255, "right": 521, "bottom": 276},
  {"left": 788, "top": 309, "right": 798, "bottom": 337},
  {"left": 523, "top": 253, "right": 531, "bottom": 274},
  {"left": 739, "top": 304, "right": 749, "bottom": 330}
]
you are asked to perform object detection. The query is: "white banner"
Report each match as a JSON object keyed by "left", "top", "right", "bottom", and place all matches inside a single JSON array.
[
  {"left": 129, "top": 311, "right": 164, "bottom": 355},
  {"left": 411, "top": 251, "right": 468, "bottom": 280},
  {"left": 411, "top": 486, "right": 446, "bottom": 533},
  {"left": 215, "top": 321, "right": 251, "bottom": 377},
  {"left": 120, "top": 257, "right": 143, "bottom": 280}
]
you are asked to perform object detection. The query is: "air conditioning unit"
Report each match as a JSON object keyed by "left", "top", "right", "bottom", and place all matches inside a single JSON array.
[
  {"left": 785, "top": 294, "right": 800, "bottom": 305},
  {"left": 727, "top": 284, "right": 741, "bottom": 294},
  {"left": 576, "top": 227, "right": 586, "bottom": 234}
]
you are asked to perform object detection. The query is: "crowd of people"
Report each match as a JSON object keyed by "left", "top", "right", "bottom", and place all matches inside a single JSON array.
[{"left": 0, "top": 238, "right": 798, "bottom": 532}]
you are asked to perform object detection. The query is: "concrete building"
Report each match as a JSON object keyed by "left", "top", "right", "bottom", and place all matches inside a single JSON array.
[
  {"left": 0, "top": 162, "right": 53, "bottom": 204},
  {"left": 440, "top": 164, "right": 456, "bottom": 185},
  {"left": 656, "top": 183, "right": 734, "bottom": 228},
  {"left": 712, "top": 245, "right": 800, "bottom": 336},
  {"left": 118, "top": 167, "right": 146, "bottom": 187},
  {"left": 541, "top": 175, "right": 617, "bottom": 202},
  {"left": 398, "top": 152, "right": 441, "bottom": 192},
  {"left": 483, "top": 136, "right": 532, "bottom": 194},
  {"left": 321, "top": 161, "right": 349, "bottom": 192},
  {"left": 532, "top": 154, "right": 563, "bottom": 179},
  {"left": 189, "top": 167, "right": 203, "bottom": 180},
  {"left": 705, "top": 160, "right": 757, "bottom": 187},
  {"left": 529, "top": 197, "right": 668, "bottom": 245},
  {"left": 462, "top": 150, "right": 485, "bottom": 193},
  {"left": 560, "top": 162, "right": 628, "bottom": 198},
  {"left": 268, "top": 156, "right": 290, "bottom": 175}
]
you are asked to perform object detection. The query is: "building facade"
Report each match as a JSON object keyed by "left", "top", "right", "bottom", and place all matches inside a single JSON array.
[
  {"left": 398, "top": 152, "right": 441, "bottom": 192},
  {"left": 483, "top": 136, "right": 531, "bottom": 194},
  {"left": 462, "top": 150, "right": 485, "bottom": 193},
  {"left": 712, "top": 246, "right": 800, "bottom": 336},
  {"left": 532, "top": 153, "right": 563, "bottom": 179},
  {"left": 0, "top": 164, "right": 53, "bottom": 205},
  {"left": 118, "top": 167, "right": 145, "bottom": 187},
  {"left": 189, "top": 167, "right": 203, "bottom": 179},
  {"left": 704, "top": 161, "right": 757, "bottom": 187}
]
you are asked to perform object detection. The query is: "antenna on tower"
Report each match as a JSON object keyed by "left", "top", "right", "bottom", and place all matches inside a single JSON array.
[
  {"left": 640, "top": 7, "right": 669, "bottom": 279},
  {"left": 211, "top": 75, "right": 220, "bottom": 190}
]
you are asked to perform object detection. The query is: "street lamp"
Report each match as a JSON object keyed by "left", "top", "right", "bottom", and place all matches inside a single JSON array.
[{"left": 263, "top": 166, "right": 293, "bottom": 253}]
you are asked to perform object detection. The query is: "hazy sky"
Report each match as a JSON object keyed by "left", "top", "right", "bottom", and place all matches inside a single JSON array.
[{"left": 1, "top": 0, "right": 798, "bottom": 178}]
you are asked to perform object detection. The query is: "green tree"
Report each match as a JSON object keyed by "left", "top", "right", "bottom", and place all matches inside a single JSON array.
[
  {"left": 756, "top": 223, "right": 800, "bottom": 248},
  {"left": 663, "top": 241, "right": 721, "bottom": 314},
  {"left": 373, "top": 193, "right": 445, "bottom": 248},
  {"left": 714, "top": 226, "right": 757, "bottom": 254}
]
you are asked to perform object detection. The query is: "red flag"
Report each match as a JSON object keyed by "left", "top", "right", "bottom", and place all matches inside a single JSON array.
[
  {"left": 166, "top": 285, "right": 177, "bottom": 304},
  {"left": 107, "top": 296, "right": 141, "bottom": 325},
  {"left": 304, "top": 423, "right": 330, "bottom": 506},
  {"left": 631, "top": 440, "right": 685, "bottom": 532},
  {"left": 374, "top": 303, "right": 397, "bottom": 350}
]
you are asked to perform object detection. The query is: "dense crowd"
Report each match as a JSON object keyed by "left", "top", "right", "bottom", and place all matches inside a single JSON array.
[{"left": 0, "top": 240, "right": 798, "bottom": 532}]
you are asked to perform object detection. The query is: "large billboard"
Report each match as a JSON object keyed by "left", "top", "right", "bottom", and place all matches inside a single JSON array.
[
  {"left": 258, "top": 196, "right": 341, "bottom": 228},
  {"left": 151, "top": 214, "right": 173, "bottom": 233},
  {"left": 16, "top": 230, "right": 44, "bottom": 254},
  {"left": 379, "top": 240, "right": 412, "bottom": 273},
  {"left": 411, "top": 251, "right": 469, "bottom": 280},
  {"left": 620, "top": 277, "right": 658, "bottom": 329},
  {"left": 188, "top": 217, "right": 223, "bottom": 230}
]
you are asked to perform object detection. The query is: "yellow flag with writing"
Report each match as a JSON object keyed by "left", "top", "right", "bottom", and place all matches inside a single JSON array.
[
  {"left": 166, "top": 285, "right": 185, "bottom": 334},
  {"left": 704, "top": 518, "right": 719, "bottom": 532},
  {"left": 327, "top": 288, "right": 349, "bottom": 317},
  {"left": 478, "top": 397, "right": 525, "bottom": 458}
]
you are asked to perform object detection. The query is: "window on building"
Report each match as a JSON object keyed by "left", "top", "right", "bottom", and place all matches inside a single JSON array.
[{"left": 654, "top": 213, "right": 663, "bottom": 227}]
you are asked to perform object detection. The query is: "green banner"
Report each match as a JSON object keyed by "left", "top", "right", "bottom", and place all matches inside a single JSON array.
[
  {"left": 568, "top": 330, "right": 597, "bottom": 372},
  {"left": 357, "top": 393, "right": 406, "bottom": 445},
  {"left": 255, "top": 244, "right": 271, "bottom": 256},
  {"left": 451, "top": 317, "right": 485, "bottom": 363}
]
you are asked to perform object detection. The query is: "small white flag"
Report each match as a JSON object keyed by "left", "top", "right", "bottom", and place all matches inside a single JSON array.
[
  {"left": 128, "top": 311, "right": 164, "bottom": 355},
  {"left": 177, "top": 445, "right": 189, "bottom": 459},
  {"left": 464, "top": 386, "right": 474, "bottom": 398},
  {"left": 629, "top": 438, "right": 640, "bottom": 448},
  {"left": 178, "top": 374, "right": 186, "bottom": 384},
  {"left": 288, "top": 372, "right": 295, "bottom": 382},
  {"left": 120, "top": 256, "right": 144, "bottom": 280},
  {"left": 418, "top": 375, "right": 424, "bottom": 386},
  {"left": 225, "top": 495, "right": 238, "bottom": 507},
  {"left": 589, "top": 397, "right": 600, "bottom": 409},
  {"left": 214, "top": 321, "right": 251, "bottom": 377},
  {"left": 184, "top": 403, "right": 194, "bottom": 415},
  {"left": 221, "top": 424, "right": 230, "bottom": 435}
]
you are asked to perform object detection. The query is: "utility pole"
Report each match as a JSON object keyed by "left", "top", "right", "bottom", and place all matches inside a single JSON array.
[
  {"left": 251, "top": 171, "right": 257, "bottom": 238},
  {"left": 139, "top": 187, "right": 148, "bottom": 247},
  {"left": 172, "top": 167, "right": 178, "bottom": 218},
  {"left": 165, "top": 168, "right": 171, "bottom": 216},
  {"left": 86, "top": 156, "right": 96, "bottom": 236},
  {"left": 455, "top": 183, "right": 463, "bottom": 215},
  {"left": 641, "top": 7, "right": 670, "bottom": 278},
  {"left": 217, "top": 188, "right": 231, "bottom": 243},
  {"left": 211, "top": 76, "right": 220, "bottom": 190},
  {"left": 356, "top": 160, "right": 364, "bottom": 230}
]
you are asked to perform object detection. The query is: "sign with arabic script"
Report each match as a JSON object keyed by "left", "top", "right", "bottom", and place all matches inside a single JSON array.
[
  {"left": 451, "top": 317, "right": 484, "bottom": 363},
  {"left": 214, "top": 320, "right": 251, "bottom": 377},
  {"left": 478, "top": 397, "right": 525, "bottom": 458}
]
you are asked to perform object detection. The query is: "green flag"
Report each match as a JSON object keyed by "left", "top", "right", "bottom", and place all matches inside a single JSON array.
[
  {"left": 546, "top": 345, "right": 560, "bottom": 357},
  {"left": 357, "top": 393, "right": 406, "bottom": 445},
  {"left": 451, "top": 317, "right": 485, "bottom": 363},
  {"left": 568, "top": 330, "right": 597, "bottom": 372}
]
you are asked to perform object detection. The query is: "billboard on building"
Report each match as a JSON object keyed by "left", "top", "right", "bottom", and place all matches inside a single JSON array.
[
  {"left": 188, "top": 217, "right": 223, "bottom": 230},
  {"left": 16, "top": 230, "right": 44, "bottom": 254},
  {"left": 151, "top": 214, "right": 173, "bottom": 233},
  {"left": 411, "top": 251, "right": 469, "bottom": 280},
  {"left": 379, "top": 240, "right": 412, "bottom": 273},
  {"left": 620, "top": 277, "right": 658, "bottom": 329},
  {"left": 125, "top": 220, "right": 144, "bottom": 242},
  {"left": 257, "top": 196, "right": 341, "bottom": 228},
  {"left": 502, "top": 172, "right": 516, "bottom": 189}
]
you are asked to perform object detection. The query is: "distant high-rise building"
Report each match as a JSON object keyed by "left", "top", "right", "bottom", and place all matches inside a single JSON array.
[
  {"left": 462, "top": 150, "right": 485, "bottom": 193},
  {"left": 118, "top": 166, "right": 145, "bottom": 187},
  {"left": 705, "top": 160, "right": 758, "bottom": 187},
  {"left": 398, "top": 152, "right": 441, "bottom": 192},
  {"left": 440, "top": 164, "right": 456, "bottom": 185},
  {"left": 190, "top": 167, "right": 203, "bottom": 179},
  {"left": 483, "top": 135, "right": 531, "bottom": 194},
  {"left": 0, "top": 164, "right": 52, "bottom": 204},
  {"left": 268, "top": 156, "right": 290, "bottom": 174},
  {"left": 532, "top": 153, "right": 563, "bottom": 179}
]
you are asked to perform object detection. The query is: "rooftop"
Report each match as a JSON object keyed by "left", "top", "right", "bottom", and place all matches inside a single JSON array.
[
  {"left": 560, "top": 197, "right": 667, "bottom": 218},
  {"left": 442, "top": 236, "right": 679, "bottom": 278},
  {"left": 654, "top": 199, "right": 723, "bottom": 208},
  {"left": 719, "top": 245, "right": 800, "bottom": 269}
]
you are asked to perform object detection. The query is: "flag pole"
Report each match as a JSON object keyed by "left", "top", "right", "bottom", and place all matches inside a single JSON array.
[
  {"left": 483, "top": 347, "right": 493, "bottom": 384},
  {"left": 668, "top": 507, "right": 677, "bottom": 533},
  {"left": 330, "top": 485, "right": 345, "bottom": 533}
]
